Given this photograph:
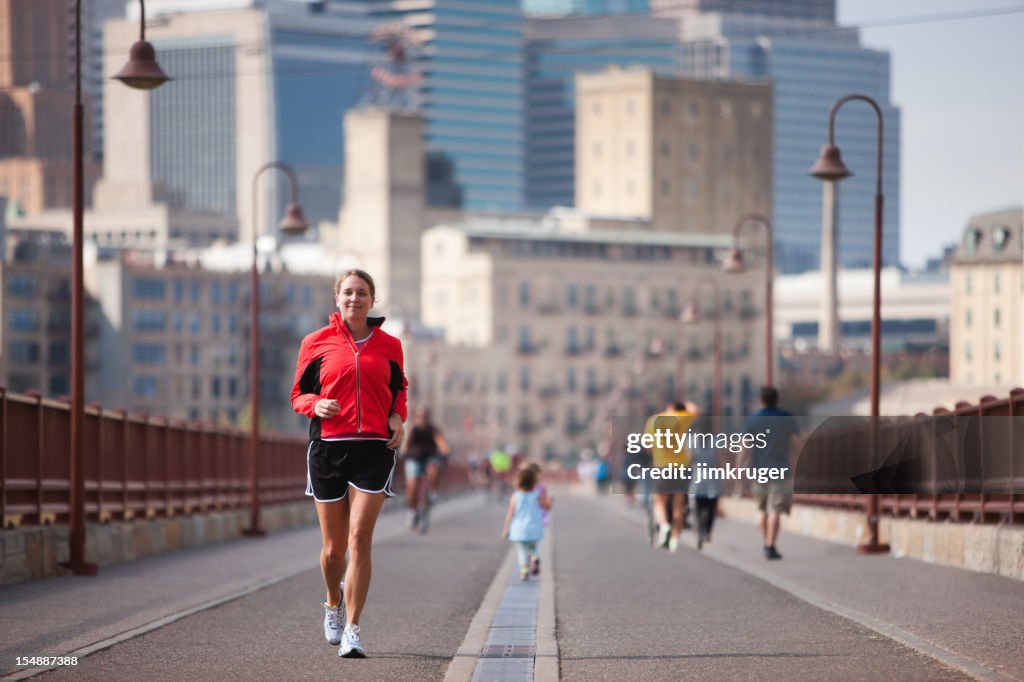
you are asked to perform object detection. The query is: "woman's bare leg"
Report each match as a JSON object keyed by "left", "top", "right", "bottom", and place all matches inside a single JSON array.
[
  {"left": 344, "top": 487, "right": 386, "bottom": 626},
  {"left": 315, "top": 498, "right": 350, "bottom": 606}
]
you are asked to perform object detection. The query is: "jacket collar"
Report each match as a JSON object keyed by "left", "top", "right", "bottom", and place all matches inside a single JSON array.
[{"left": 329, "top": 311, "right": 386, "bottom": 338}]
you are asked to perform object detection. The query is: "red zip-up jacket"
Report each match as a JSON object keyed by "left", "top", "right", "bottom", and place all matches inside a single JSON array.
[{"left": 291, "top": 312, "right": 408, "bottom": 441}]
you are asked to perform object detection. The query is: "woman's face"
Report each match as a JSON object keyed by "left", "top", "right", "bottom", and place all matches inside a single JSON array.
[{"left": 336, "top": 275, "right": 373, "bottom": 324}]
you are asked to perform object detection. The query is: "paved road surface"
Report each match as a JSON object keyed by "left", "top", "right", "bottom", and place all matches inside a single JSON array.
[{"left": 3, "top": 491, "right": 1023, "bottom": 681}]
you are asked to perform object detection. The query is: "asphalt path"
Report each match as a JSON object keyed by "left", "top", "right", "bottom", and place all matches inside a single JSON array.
[
  {"left": 554, "top": 496, "right": 969, "bottom": 681},
  {"left": 31, "top": 498, "right": 510, "bottom": 681}
]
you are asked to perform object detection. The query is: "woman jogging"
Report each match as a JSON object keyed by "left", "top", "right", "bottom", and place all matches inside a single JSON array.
[{"left": 291, "top": 269, "right": 407, "bottom": 658}]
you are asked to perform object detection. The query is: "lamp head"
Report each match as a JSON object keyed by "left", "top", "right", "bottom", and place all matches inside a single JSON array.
[
  {"left": 278, "top": 202, "right": 309, "bottom": 235},
  {"left": 809, "top": 143, "right": 852, "bottom": 181},
  {"left": 722, "top": 248, "right": 746, "bottom": 274},
  {"left": 113, "top": 40, "right": 170, "bottom": 90}
]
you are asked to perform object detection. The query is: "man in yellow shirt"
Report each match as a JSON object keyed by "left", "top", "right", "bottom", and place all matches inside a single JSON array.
[{"left": 644, "top": 400, "right": 699, "bottom": 552}]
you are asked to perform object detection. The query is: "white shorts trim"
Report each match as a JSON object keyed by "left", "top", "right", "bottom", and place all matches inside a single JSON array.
[{"left": 346, "top": 449, "right": 398, "bottom": 497}]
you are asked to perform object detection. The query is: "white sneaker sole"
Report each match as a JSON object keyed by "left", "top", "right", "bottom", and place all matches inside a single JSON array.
[{"left": 339, "top": 647, "right": 366, "bottom": 658}]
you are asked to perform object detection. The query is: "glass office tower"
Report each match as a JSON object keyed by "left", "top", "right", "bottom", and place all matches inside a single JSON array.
[
  {"left": 367, "top": 0, "right": 526, "bottom": 210},
  {"left": 677, "top": 10, "right": 900, "bottom": 272}
]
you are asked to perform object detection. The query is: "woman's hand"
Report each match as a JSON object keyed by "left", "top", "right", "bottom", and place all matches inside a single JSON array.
[
  {"left": 314, "top": 398, "right": 340, "bottom": 419},
  {"left": 386, "top": 413, "right": 405, "bottom": 449}
]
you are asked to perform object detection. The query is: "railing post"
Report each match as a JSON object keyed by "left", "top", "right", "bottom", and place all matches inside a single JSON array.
[{"left": 0, "top": 387, "right": 6, "bottom": 527}]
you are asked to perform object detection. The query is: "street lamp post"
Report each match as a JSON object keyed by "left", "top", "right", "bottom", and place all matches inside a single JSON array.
[
  {"left": 723, "top": 213, "right": 775, "bottom": 386},
  {"left": 244, "top": 162, "right": 308, "bottom": 537},
  {"left": 682, "top": 280, "right": 722, "bottom": 433},
  {"left": 66, "top": 0, "right": 169, "bottom": 576},
  {"left": 810, "top": 93, "right": 890, "bottom": 555}
]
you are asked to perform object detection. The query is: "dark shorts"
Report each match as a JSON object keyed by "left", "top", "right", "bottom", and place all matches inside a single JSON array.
[
  {"left": 305, "top": 439, "right": 397, "bottom": 502},
  {"left": 652, "top": 477, "right": 691, "bottom": 496}
]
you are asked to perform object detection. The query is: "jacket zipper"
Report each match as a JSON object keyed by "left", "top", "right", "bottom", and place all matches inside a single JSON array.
[{"left": 355, "top": 349, "right": 362, "bottom": 433}]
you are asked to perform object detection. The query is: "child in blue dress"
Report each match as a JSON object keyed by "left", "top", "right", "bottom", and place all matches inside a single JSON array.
[{"left": 502, "top": 465, "right": 552, "bottom": 580}]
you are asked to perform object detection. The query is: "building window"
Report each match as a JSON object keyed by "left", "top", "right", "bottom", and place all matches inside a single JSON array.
[
  {"left": 686, "top": 179, "right": 700, "bottom": 201},
  {"left": 994, "top": 273, "right": 1001, "bottom": 293},
  {"left": 965, "top": 342, "right": 972, "bottom": 362},
  {"left": 994, "top": 341, "right": 1002, "bottom": 362},
  {"left": 660, "top": 178, "right": 670, "bottom": 195},
  {"left": 965, "top": 309, "right": 972, "bottom": 327},
  {"left": 133, "top": 376, "right": 158, "bottom": 398},
  {"left": 131, "top": 309, "right": 166, "bottom": 332},
  {"left": 7, "top": 274, "right": 39, "bottom": 298},
  {"left": 965, "top": 273, "right": 972, "bottom": 294},
  {"left": 211, "top": 281, "right": 222, "bottom": 304},
  {"left": 7, "top": 309, "right": 40, "bottom": 332},
  {"left": 132, "top": 343, "right": 166, "bottom": 364},
  {"left": 688, "top": 143, "right": 699, "bottom": 162},
  {"left": 992, "top": 225, "right": 1010, "bottom": 251},
  {"left": 567, "top": 366, "right": 576, "bottom": 392},
  {"left": 660, "top": 100, "right": 670, "bottom": 116},
  {"left": 660, "top": 141, "right": 670, "bottom": 157},
  {"left": 994, "top": 308, "right": 1000, "bottom": 327},
  {"left": 567, "top": 284, "right": 577, "bottom": 310},
  {"left": 687, "top": 100, "right": 699, "bottom": 120},
  {"left": 9, "top": 341, "right": 40, "bottom": 363},
  {"left": 519, "top": 282, "right": 530, "bottom": 308},
  {"left": 520, "top": 366, "right": 530, "bottom": 391}
]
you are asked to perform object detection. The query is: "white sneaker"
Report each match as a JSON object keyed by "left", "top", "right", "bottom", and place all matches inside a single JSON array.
[
  {"left": 668, "top": 537, "right": 679, "bottom": 553},
  {"left": 338, "top": 624, "right": 366, "bottom": 658},
  {"left": 657, "top": 524, "right": 671, "bottom": 549},
  {"left": 323, "top": 601, "right": 342, "bottom": 646}
]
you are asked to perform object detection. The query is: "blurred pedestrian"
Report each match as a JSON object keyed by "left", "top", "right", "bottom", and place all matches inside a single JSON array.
[
  {"left": 403, "top": 406, "right": 450, "bottom": 529},
  {"left": 741, "top": 386, "right": 798, "bottom": 560},
  {"left": 526, "top": 461, "right": 553, "bottom": 574},
  {"left": 291, "top": 269, "right": 407, "bottom": 658},
  {"left": 502, "top": 465, "right": 552, "bottom": 581},
  {"left": 644, "top": 400, "right": 699, "bottom": 552},
  {"left": 689, "top": 417, "right": 721, "bottom": 550}
]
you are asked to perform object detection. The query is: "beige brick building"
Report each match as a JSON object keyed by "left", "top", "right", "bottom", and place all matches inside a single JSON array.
[
  {"left": 575, "top": 66, "right": 772, "bottom": 236},
  {"left": 413, "top": 214, "right": 766, "bottom": 460},
  {"left": 85, "top": 248, "right": 339, "bottom": 432},
  {"left": 949, "top": 207, "right": 1023, "bottom": 386},
  {"left": 0, "top": 229, "right": 101, "bottom": 397}
]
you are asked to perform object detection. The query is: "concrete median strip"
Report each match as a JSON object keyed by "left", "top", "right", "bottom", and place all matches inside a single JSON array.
[
  {"left": 445, "top": 521, "right": 558, "bottom": 682},
  {"left": 589, "top": 493, "right": 1016, "bottom": 682}
]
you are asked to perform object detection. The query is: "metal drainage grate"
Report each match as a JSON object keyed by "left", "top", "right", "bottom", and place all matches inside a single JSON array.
[{"left": 479, "top": 645, "right": 536, "bottom": 659}]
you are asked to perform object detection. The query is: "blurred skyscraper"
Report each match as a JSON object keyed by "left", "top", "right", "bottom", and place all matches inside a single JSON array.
[
  {"left": 523, "top": 0, "right": 648, "bottom": 16},
  {"left": 524, "top": 15, "right": 678, "bottom": 209},
  {"left": 665, "top": 1, "right": 900, "bottom": 272},
  {"left": 103, "top": 0, "right": 380, "bottom": 232},
  {"left": 362, "top": 0, "right": 526, "bottom": 211}
]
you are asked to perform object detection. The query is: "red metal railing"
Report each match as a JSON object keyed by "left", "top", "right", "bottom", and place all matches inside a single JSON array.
[
  {"left": 0, "top": 388, "right": 308, "bottom": 528},
  {"left": 793, "top": 387, "right": 1024, "bottom": 525}
]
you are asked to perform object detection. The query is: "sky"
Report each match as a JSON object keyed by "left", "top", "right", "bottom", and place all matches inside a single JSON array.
[{"left": 836, "top": 0, "right": 1024, "bottom": 269}]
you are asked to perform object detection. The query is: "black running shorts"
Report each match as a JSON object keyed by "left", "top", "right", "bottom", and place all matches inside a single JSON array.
[{"left": 305, "top": 439, "right": 397, "bottom": 502}]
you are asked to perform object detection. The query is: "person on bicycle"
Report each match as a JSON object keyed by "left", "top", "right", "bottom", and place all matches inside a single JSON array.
[
  {"left": 403, "top": 407, "right": 449, "bottom": 529},
  {"left": 644, "top": 400, "right": 699, "bottom": 552}
]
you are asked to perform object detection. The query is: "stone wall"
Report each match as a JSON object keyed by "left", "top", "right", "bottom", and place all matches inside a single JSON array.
[
  {"left": 0, "top": 502, "right": 317, "bottom": 586},
  {"left": 720, "top": 497, "right": 1024, "bottom": 582}
]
